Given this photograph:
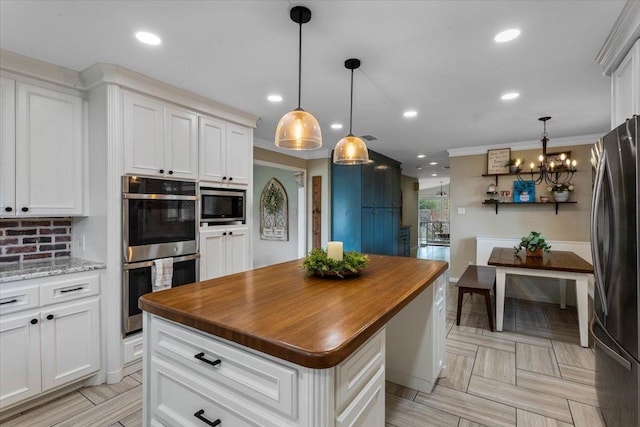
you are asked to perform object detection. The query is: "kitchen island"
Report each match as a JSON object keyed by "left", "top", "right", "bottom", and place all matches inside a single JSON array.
[{"left": 140, "top": 255, "right": 448, "bottom": 426}]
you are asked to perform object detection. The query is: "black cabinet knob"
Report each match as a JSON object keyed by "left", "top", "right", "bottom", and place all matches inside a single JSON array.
[
  {"left": 4, "top": 207, "right": 12, "bottom": 212},
  {"left": 159, "top": 169, "right": 165, "bottom": 174},
  {"left": 30, "top": 319, "right": 38, "bottom": 325},
  {"left": 168, "top": 170, "right": 174, "bottom": 175},
  {"left": 46, "top": 314, "right": 54, "bottom": 320},
  {"left": 21, "top": 207, "right": 29, "bottom": 212},
  {"left": 222, "top": 176, "right": 227, "bottom": 180},
  {"left": 229, "top": 231, "right": 233, "bottom": 235},
  {"left": 228, "top": 177, "right": 233, "bottom": 181},
  {"left": 222, "top": 232, "right": 227, "bottom": 236}
]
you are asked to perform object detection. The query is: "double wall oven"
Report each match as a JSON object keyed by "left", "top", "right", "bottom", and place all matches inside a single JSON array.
[{"left": 122, "top": 176, "right": 199, "bottom": 335}]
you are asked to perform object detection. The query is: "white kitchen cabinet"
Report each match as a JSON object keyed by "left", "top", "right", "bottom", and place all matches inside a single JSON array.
[
  {"left": 0, "top": 78, "right": 84, "bottom": 217},
  {"left": 199, "top": 116, "right": 251, "bottom": 186},
  {"left": 199, "top": 226, "right": 249, "bottom": 281},
  {"left": 123, "top": 91, "right": 198, "bottom": 179},
  {"left": 0, "top": 272, "right": 101, "bottom": 409},
  {"left": 611, "top": 38, "right": 640, "bottom": 128}
]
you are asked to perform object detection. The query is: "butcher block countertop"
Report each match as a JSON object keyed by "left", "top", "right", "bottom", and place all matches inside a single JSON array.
[{"left": 139, "top": 254, "right": 448, "bottom": 369}]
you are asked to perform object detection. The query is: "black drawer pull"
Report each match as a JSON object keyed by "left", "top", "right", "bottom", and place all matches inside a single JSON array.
[
  {"left": 21, "top": 207, "right": 29, "bottom": 212},
  {"left": 194, "top": 352, "right": 221, "bottom": 367},
  {"left": 0, "top": 299, "right": 18, "bottom": 305},
  {"left": 60, "top": 286, "right": 84, "bottom": 293},
  {"left": 46, "top": 314, "right": 54, "bottom": 320},
  {"left": 194, "top": 410, "right": 221, "bottom": 426}
]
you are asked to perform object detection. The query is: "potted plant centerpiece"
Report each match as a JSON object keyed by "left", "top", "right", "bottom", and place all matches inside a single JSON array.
[
  {"left": 514, "top": 231, "right": 552, "bottom": 258},
  {"left": 547, "top": 182, "right": 574, "bottom": 202}
]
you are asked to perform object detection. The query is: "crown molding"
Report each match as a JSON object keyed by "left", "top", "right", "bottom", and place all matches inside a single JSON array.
[
  {"left": 595, "top": 0, "right": 640, "bottom": 76},
  {"left": 447, "top": 133, "right": 603, "bottom": 158},
  {"left": 0, "top": 48, "right": 83, "bottom": 89}
]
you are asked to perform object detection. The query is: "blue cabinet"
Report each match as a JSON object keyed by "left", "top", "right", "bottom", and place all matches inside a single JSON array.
[{"left": 332, "top": 150, "right": 402, "bottom": 255}]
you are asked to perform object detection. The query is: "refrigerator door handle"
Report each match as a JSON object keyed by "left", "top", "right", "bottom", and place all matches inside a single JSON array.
[
  {"left": 590, "top": 317, "right": 632, "bottom": 370},
  {"left": 590, "top": 148, "right": 608, "bottom": 316}
]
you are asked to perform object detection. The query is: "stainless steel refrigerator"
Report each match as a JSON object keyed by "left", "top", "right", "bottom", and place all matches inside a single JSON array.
[{"left": 590, "top": 115, "right": 639, "bottom": 427}]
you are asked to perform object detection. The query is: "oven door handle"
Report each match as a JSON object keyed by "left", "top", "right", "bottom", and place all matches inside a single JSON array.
[
  {"left": 123, "top": 253, "right": 200, "bottom": 270},
  {"left": 123, "top": 193, "right": 199, "bottom": 201}
]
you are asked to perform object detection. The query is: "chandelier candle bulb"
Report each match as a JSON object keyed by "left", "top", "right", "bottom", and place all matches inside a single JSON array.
[{"left": 327, "top": 241, "right": 344, "bottom": 261}]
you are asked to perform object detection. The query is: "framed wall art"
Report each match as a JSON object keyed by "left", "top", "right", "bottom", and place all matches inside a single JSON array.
[{"left": 487, "top": 148, "right": 511, "bottom": 174}]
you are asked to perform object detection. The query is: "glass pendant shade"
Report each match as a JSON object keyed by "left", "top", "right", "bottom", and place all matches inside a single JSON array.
[
  {"left": 275, "top": 109, "right": 322, "bottom": 150},
  {"left": 333, "top": 134, "right": 370, "bottom": 164}
]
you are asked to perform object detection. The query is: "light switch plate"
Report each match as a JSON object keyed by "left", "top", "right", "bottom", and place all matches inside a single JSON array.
[{"left": 458, "top": 207, "right": 466, "bottom": 215}]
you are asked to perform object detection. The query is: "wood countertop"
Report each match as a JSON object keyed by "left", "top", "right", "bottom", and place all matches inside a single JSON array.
[
  {"left": 488, "top": 247, "right": 593, "bottom": 273},
  {"left": 139, "top": 255, "right": 448, "bottom": 369}
]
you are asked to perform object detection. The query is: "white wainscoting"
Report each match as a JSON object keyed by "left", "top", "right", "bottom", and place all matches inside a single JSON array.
[{"left": 474, "top": 237, "right": 593, "bottom": 305}]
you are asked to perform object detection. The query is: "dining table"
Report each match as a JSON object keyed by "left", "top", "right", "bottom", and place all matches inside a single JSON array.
[{"left": 487, "top": 247, "right": 594, "bottom": 347}]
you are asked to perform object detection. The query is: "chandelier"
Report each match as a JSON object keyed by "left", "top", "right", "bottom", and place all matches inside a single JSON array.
[{"left": 515, "top": 116, "right": 576, "bottom": 185}]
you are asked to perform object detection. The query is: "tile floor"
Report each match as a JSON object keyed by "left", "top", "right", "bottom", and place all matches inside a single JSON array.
[{"left": 3, "top": 280, "right": 603, "bottom": 426}]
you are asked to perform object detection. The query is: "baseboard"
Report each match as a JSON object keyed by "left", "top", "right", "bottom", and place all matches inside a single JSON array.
[
  {"left": 386, "top": 368, "right": 435, "bottom": 395},
  {"left": 123, "top": 360, "right": 142, "bottom": 377}
]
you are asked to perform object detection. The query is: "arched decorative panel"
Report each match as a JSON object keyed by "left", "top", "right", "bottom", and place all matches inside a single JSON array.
[{"left": 260, "top": 178, "right": 288, "bottom": 241}]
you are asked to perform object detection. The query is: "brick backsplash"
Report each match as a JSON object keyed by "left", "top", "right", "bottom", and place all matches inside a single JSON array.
[{"left": 0, "top": 218, "right": 72, "bottom": 263}]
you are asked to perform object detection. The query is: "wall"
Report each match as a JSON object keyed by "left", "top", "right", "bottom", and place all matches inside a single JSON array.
[
  {"left": 254, "top": 147, "right": 307, "bottom": 169},
  {"left": 252, "top": 165, "right": 299, "bottom": 268},
  {"left": 450, "top": 143, "right": 593, "bottom": 281},
  {"left": 0, "top": 218, "right": 72, "bottom": 263},
  {"left": 401, "top": 175, "right": 419, "bottom": 256}
]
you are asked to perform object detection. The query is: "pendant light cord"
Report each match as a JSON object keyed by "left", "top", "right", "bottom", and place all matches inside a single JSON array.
[
  {"left": 349, "top": 68, "right": 354, "bottom": 135},
  {"left": 297, "top": 19, "right": 302, "bottom": 109}
]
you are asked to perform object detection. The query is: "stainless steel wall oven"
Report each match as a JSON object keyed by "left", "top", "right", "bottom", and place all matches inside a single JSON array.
[{"left": 122, "top": 176, "right": 200, "bottom": 335}]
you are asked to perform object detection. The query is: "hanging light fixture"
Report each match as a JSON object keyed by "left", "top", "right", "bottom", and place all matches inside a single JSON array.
[
  {"left": 437, "top": 181, "right": 447, "bottom": 196},
  {"left": 515, "top": 116, "right": 576, "bottom": 185},
  {"left": 275, "top": 6, "right": 322, "bottom": 150},
  {"left": 333, "top": 58, "right": 370, "bottom": 164}
]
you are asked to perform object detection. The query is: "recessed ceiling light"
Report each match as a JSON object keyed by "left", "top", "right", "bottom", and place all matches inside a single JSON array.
[
  {"left": 267, "top": 94, "right": 283, "bottom": 102},
  {"left": 404, "top": 110, "right": 418, "bottom": 118},
  {"left": 431, "top": 173, "right": 438, "bottom": 177},
  {"left": 429, "top": 161, "right": 438, "bottom": 165},
  {"left": 416, "top": 166, "right": 423, "bottom": 170},
  {"left": 135, "top": 31, "right": 162, "bottom": 46},
  {"left": 417, "top": 154, "right": 426, "bottom": 158},
  {"left": 501, "top": 92, "right": 520, "bottom": 101},
  {"left": 494, "top": 28, "right": 521, "bottom": 43},
  {"left": 331, "top": 123, "right": 343, "bottom": 130}
]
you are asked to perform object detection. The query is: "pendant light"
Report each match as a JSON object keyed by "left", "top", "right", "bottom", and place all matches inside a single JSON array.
[
  {"left": 333, "top": 58, "right": 370, "bottom": 164},
  {"left": 275, "top": 6, "right": 322, "bottom": 150}
]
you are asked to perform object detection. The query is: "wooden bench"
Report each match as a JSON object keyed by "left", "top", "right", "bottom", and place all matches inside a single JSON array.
[{"left": 456, "top": 265, "right": 497, "bottom": 332}]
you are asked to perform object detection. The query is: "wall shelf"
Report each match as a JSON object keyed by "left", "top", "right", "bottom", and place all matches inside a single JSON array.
[{"left": 482, "top": 200, "right": 577, "bottom": 215}]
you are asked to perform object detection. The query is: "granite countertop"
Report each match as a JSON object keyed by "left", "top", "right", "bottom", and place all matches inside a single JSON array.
[{"left": 0, "top": 258, "right": 106, "bottom": 283}]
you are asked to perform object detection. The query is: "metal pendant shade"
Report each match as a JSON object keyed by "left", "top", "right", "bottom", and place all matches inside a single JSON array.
[
  {"left": 275, "top": 6, "right": 322, "bottom": 150},
  {"left": 333, "top": 58, "right": 370, "bottom": 164}
]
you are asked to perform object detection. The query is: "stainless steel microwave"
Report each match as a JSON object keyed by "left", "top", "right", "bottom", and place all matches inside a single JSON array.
[{"left": 200, "top": 188, "right": 246, "bottom": 224}]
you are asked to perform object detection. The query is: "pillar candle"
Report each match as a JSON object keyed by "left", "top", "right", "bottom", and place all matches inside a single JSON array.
[{"left": 327, "top": 241, "right": 343, "bottom": 261}]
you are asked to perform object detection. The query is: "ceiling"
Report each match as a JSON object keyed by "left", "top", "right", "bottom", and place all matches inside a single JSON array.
[{"left": 0, "top": 1, "right": 625, "bottom": 179}]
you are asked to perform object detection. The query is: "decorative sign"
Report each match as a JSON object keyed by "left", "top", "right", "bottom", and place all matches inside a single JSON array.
[
  {"left": 513, "top": 180, "right": 535, "bottom": 203},
  {"left": 260, "top": 178, "right": 289, "bottom": 241},
  {"left": 487, "top": 148, "right": 511, "bottom": 174}
]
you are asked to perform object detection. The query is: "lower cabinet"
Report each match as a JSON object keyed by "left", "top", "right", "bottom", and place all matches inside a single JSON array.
[
  {"left": 0, "top": 271, "right": 101, "bottom": 409},
  {"left": 144, "top": 314, "right": 386, "bottom": 426},
  {"left": 361, "top": 208, "right": 400, "bottom": 256},
  {"left": 199, "top": 226, "right": 249, "bottom": 281}
]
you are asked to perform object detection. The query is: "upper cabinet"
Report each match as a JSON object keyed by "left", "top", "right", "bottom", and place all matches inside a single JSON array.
[
  {"left": 199, "top": 116, "right": 251, "bottom": 186},
  {"left": 123, "top": 91, "right": 198, "bottom": 179},
  {"left": 1, "top": 78, "right": 84, "bottom": 217},
  {"left": 612, "top": 39, "right": 640, "bottom": 128}
]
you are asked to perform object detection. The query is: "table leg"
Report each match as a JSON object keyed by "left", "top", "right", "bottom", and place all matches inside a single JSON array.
[
  {"left": 496, "top": 268, "right": 506, "bottom": 332},
  {"left": 559, "top": 279, "right": 567, "bottom": 309},
  {"left": 575, "top": 274, "right": 588, "bottom": 347}
]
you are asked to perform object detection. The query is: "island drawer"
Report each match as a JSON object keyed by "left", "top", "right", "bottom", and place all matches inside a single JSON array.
[
  {"left": 150, "top": 358, "right": 261, "bottom": 427},
  {"left": 150, "top": 317, "right": 298, "bottom": 419},
  {"left": 335, "top": 327, "right": 385, "bottom": 412}
]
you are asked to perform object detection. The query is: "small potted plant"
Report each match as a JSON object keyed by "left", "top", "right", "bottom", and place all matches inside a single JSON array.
[
  {"left": 513, "top": 231, "right": 552, "bottom": 258},
  {"left": 547, "top": 183, "right": 574, "bottom": 202},
  {"left": 507, "top": 158, "right": 524, "bottom": 173}
]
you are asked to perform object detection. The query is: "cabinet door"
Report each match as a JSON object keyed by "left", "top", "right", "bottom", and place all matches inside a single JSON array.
[
  {"left": 200, "top": 228, "right": 226, "bottom": 280},
  {"left": 40, "top": 298, "right": 100, "bottom": 391},
  {"left": 165, "top": 106, "right": 198, "bottom": 179},
  {"left": 335, "top": 368, "right": 385, "bottom": 427},
  {"left": 361, "top": 208, "right": 376, "bottom": 254},
  {"left": 225, "top": 124, "right": 251, "bottom": 186},
  {"left": 387, "top": 165, "right": 402, "bottom": 208},
  {"left": 15, "top": 83, "right": 83, "bottom": 216},
  {"left": 199, "top": 116, "right": 226, "bottom": 183},
  {"left": 226, "top": 227, "right": 249, "bottom": 275},
  {"left": 0, "top": 77, "right": 15, "bottom": 216},
  {"left": 123, "top": 92, "right": 164, "bottom": 176},
  {"left": 361, "top": 161, "right": 384, "bottom": 207},
  {"left": 0, "top": 310, "right": 41, "bottom": 407}
]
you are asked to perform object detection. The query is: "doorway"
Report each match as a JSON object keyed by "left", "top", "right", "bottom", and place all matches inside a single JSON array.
[{"left": 418, "top": 182, "right": 450, "bottom": 247}]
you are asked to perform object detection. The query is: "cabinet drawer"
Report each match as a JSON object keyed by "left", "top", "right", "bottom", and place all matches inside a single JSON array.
[
  {"left": 150, "top": 359, "right": 258, "bottom": 427},
  {"left": 151, "top": 317, "right": 298, "bottom": 418},
  {"left": 0, "top": 283, "right": 39, "bottom": 315},
  {"left": 336, "top": 366, "right": 385, "bottom": 427},
  {"left": 335, "top": 328, "right": 385, "bottom": 413},
  {"left": 40, "top": 273, "right": 99, "bottom": 306}
]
